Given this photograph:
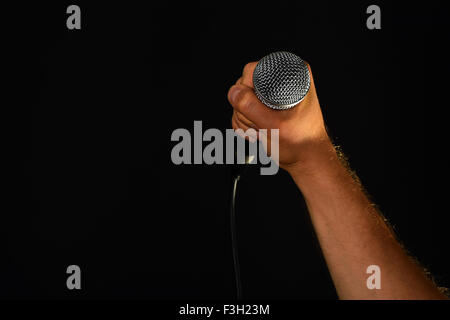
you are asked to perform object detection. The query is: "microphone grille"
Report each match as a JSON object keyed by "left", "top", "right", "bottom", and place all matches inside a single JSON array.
[{"left": 253, "top": 51, "right": 311, "bottom": 110}]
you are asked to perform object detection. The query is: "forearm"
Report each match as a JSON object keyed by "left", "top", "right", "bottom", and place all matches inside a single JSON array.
[
  {"left": 226, "top": 58, "right": 446, "bottom": 299},
  {"left": 288, "top": 140, "right": 446, "bottom": 299}
]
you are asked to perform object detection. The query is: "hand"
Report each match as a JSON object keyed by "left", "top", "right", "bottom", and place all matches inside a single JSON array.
[{"left": 227, "top": 61, "right": 333, "bottom": 174}]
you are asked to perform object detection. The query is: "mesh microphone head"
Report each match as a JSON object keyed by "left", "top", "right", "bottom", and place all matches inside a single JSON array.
[{"left": 253, "top": 51, "right": 311, "bottom": 110}]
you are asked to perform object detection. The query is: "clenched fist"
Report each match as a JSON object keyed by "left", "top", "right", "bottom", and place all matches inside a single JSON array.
[{"left": 227, "top": 61, "right": 333, "bottom": 175}]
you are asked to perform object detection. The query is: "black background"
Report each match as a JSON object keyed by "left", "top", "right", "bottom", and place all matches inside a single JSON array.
[{"left": 3, "top": 1, "right": 450, "bottom": 300}]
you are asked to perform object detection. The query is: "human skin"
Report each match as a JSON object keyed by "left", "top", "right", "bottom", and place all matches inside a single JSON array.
[{"left": 227, "top": 62, "right": 447, "bottom": 299}]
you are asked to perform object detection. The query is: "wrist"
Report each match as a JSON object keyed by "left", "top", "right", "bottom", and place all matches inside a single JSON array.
[
  {"left": 284, "top": 138, "right": 342, "bottom": 188},
  {"left": 285, "top": 136, "right": 336, "bottom": 170}
]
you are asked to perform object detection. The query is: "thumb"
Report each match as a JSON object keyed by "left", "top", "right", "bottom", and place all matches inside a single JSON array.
[{"left": 227, "top": 83, "right": 274, "bottom": 128}]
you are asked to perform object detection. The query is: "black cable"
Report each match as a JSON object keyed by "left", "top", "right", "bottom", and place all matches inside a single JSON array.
[{"left": 230, "top": 174, "right": 242, "bottom": 300}]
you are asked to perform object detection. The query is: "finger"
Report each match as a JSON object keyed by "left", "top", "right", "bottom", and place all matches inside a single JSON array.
[
  {"left": 235, "top": 110, "right": 257, "bottom": 129},
  {"left": 231, "top": 113, "right": 239, "bottom": 130},
  {"left": 232, "top": 114, "right": 249, "bottom": 141},
  {"left": 241, "top": 62, "right": 258, "bottom": 88},
  {"left": 228, "top": 83, "right": 274, "bottom": 128},
  {"left": 232, "top": 112, "right": 252, "bottom": 133},
  {"left": 232, "top": 113, "right": 257, "bottom": 142},
  {"left": 235, "top": 77, "right": 243, "bottom": 85}
]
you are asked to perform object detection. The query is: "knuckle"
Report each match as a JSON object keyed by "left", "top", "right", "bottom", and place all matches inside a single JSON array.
[
  {"left": 238, "top": 90, "right": 254, "bottom": 111},
  {"left": 231, "top": 87, "right": 245, "bottom": 105},
  {"left": 243, "top": 62, "right": 257, "bottom": 76},
  {"left": 242, "top": 62, "right": 253, "bottom": 75}
]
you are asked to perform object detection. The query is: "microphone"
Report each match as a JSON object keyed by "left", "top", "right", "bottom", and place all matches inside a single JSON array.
[
  {"left": 253, "top": 51, "right": 311, "bottom": 110},
  {"left": 230, "top": 52, "right": 310, "bottom": 300},
  {"left": 233, "top": 52, "right": 308, "bottom": 174}
]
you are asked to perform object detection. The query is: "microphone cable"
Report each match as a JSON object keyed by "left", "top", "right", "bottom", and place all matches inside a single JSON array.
[
  {"left": 230, "top": 140, "right": 254, "bottom": 300},
  {"left": 228, "top": 51, "right": 309, "bottom": 300},
  {"left": 230, "top": 173, "right": 242, "bottom": 300}
]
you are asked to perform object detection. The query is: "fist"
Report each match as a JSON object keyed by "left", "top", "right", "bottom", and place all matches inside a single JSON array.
[{"left": 227, "top": 61, "right": 331, "bottom": 173}]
